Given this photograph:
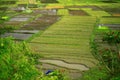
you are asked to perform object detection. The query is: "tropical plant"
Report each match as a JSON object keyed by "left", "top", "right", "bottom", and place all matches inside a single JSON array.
[
  {"left": 0, "top": 37, "right": 39, "bottom": 80},
  {"left": 101, "top": 31, "right": 120, "bottom": 77},
  {"left": 90, "top": 30, "right": 120, "bottom": 80},
  {"left": 0, "top": 25, "right": 17, "bottom": 35},
  {"left": 0, "top": 37, "right": 69, "bottom": 80},
  {"left": 39, "top": 69, "right": 69, "bottom": 80},
  {"left": 81, "top": 67, "right": 108, "bottom": 80},
  {"left": 102, "top": 31, "right": 120, "bottom": 44},
  {"left": 98, "top": 48, "right": 120, "bottom": 75}
]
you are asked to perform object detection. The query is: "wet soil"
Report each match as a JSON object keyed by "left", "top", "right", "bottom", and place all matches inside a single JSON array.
[
  {"left": 69, "top": 10, "right": 89, "bottom": 16},
  {"left": 112, "top": 14, "right": 120, "bottom": 16},
  {"left": 21, "top": 15, "right": 60, "bottom": 30},
  {"left": 102, "top": 16, "right": 120, "bottom": 18},
  {"left": 40, "top": 0, "right": 59, "bottom": 3},
  {"left": 1, "top": 10, "right": 60, "bottom": 40},
  {"left": 33, "top": 9, "right": 57, "bottom": 15},
  {"left": 13, "top": 30, "right": 39, "bottom": 34},
  {"left": 0, "top": 33, "right": 33, "bottom": 40},
  {"left": 39, "top": 59, "right": 89, "bottom": 71},
  {"left": 66, "top": 5, "right": 101, "bottom": 11},
  {"left": 100, "top": 24, "right": 120, "bottom": 30},
  {"left": 101, "top": 7, "right": 120, "bottom": 16},
  {"left": 10, "top": 17, "right": 30, "bottom": 22},
  {"left": 100, "top": 1, "right": 117, "bottom": 3}
]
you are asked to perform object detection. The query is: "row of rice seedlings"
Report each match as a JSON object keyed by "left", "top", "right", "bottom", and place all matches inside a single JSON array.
[
  {"left": 100, "top": 17, "right": 120, "bottom": 24},
  {"left": 57, "top": 9, "right": 69, "bottom": 15},
  {"left": 81, "top": 8, "right": 111, "bottom": 17},
  {"left": 30, "top": 16, "right": 97, "bottom": 67}
]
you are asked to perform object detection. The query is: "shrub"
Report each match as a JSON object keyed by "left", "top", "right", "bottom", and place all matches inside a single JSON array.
[
  {"left": 90, "top": 30, "right": 120, "bottom": 80},
  {"left": 39, "top": 69, "right": 69, "bottom": 80},
  {"left": 98, "top": 48, "right": 120, "bottom": 75},
  {"left": 102, "top": 31, "right": 120, "bottom": 44},
  {"left": 0, "top": 37, "right": 39, "bottom": 80},
  {"left": 0, "top": 37, "right": 68, "bottom": 80},
  {"left": 81, "top": 67, "right": 108, "bottom": 80},
  {"left": 0, "top": 25, "right": 17, "bottom": 35}
]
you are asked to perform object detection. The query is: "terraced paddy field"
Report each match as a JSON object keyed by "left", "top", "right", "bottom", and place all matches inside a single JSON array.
[{"left": 30, "top": 16, "right": 98, "bottom": 71}]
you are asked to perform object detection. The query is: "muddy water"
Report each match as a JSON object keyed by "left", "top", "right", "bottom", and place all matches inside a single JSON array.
[
  {"left": 99, "top": 24, "right": 120, "bottom": 30},
  {"left": 13, "top": 30, "right": 39, "bottom": 34},
  {"left": 39, "top": 59, "right": 89, "bottom": 71},
  {"left": 0, "top": 33, "right": 33, "bottom": 40},
  {"left": 10, "top": 17, "right": 30, "bottom": 22}
]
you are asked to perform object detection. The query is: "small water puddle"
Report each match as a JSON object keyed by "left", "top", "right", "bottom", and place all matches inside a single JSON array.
[
  {"left": 34, "top": 9, "right": 57, "bottom": 15},
  {"left": 69, "top": 10, "right": 89, "bottom": 16},
  {"left": 1, "top": 33, "right": 33, "bottom": 40},
  {"left": 10, "top": 17, "right": 30, "bottom": 22},
  {"left": 15, "top": 15, "right": 33, "bottom": 18},
  {"left": 99, "top": 24, "right": 120, "bottom": 30},
  {"left": 39, "top": 59, "right": 89, "bottom": 71},
  {"left": 13, "top": 30, "right": 39, "bottom": 34}
]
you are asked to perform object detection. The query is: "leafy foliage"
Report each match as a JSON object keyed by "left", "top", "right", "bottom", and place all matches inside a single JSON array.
[
  {"left": 0, "top": 37, "right": 39, "bottom": 80},
  {"left": 39, "top": 69, "right": 69, "bottom": 80},
  {"left": 0, "top": 37, "right": 68, "bottom": 80},
  {"left": 57, "top": 9, "right": 69, "bottom": 15},
  {"left": 81, "top": 67, "right": 108, "bottom": 80},
  {"left": 0, "top": 0, "right": 17, "bottom": 22},
  {"left": 98, "top": 48, "right": 120, "bottom": 74},
  {"left": 0, "top": 25, "right": 17, "bottom": 35},
  {"left": 103, "top": 31, "right": 120, "bottom": 44},
  {"left": 90, "top": 28, "right": 120, "bottom": 79}
]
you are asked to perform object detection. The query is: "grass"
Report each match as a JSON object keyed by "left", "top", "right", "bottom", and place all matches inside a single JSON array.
[
  {"left": 68, "top": 8, "right": 81, "bottom": 10},
  {"left": 57, "top": 9, "right": 69, "bottom": 15},
  {"left": 17, "top": 0, "right": 38, "bottom": 4},
  {"left": 30, "top": 16, "right": 98, "bottom": 68},
  {"left": 82, "top": 8, "right": 111, "bottom": 17},
  {"left": 45, "top": 5, "right": 64, "bottom": 9},
  {"left": 100, "top": 17, "right": 120, "bottom": 24}
]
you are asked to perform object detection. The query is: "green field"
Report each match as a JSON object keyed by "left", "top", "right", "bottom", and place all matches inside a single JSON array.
[
  {"left": 82, "top": 8, "right": 111, "bottom": 17},
  {"left": 57, "top": 9, "right": 69, "bottom": 15},
  {"left": 100, "top": 17, "right": 120, "bottom": 24},
  {"left": 1, "top": 0, "right": 120, "bottom": 80},
  {"left": 30, "top": 16, "right": 98, "bottom": 67}
]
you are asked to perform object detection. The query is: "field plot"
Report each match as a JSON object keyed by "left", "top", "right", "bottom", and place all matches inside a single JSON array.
[
  {"left": 100, "top": 17, "right": 120, "bottom": 24},
  {"left": 57, "top": 9, "right": 69, "bottom": 15},
  {"left": 30, "top": 16, "right": 98, "bottom": 68},
  {"left": 82, "top": 8, "right": 111, "bottom": 17}
]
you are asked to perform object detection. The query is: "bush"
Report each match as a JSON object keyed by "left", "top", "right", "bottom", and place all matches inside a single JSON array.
[
  {"left": 90, "top": 29, "right": 120, "bottom": 80},
  {"left": 102, "top": 31, "right": 120, "bottom": 44},
  {"left": 81, "top": 67, "right": 108, "bottom": 80},
  {"left": 0, "top": 37, "right": 39, "bottom": 80},
  {"left": 0, "top": 25, "right": 17, "bottom": 35},
  {"left": 40, "top": 0, "right": 59, "bottom": 3},
  {"left": 0, "top": 37, "right": 68, "bottom": 80},
  {"left": 39, "top": 69, "right": 69, "bottom": 80}
]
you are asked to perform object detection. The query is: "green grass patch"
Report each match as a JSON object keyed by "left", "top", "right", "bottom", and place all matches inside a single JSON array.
[
  {"left": 30, "top": 16, "right": 98, "bottom": 68},
  {"left": 82, "top": 8, "right": 111, "bottom": 17},
  {"left": 68, "top": 8, "right": 81, "bottom": 10},
  {"left": 57, "top": 9, "right": 69, "bottom": 15},
  {"left": 100, "top": 17, "right": 120, "bottom": 24}
]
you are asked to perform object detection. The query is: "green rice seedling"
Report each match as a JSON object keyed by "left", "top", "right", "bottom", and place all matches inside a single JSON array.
[{"left": 57, "top": 9, "right": 69, "bottom": 15}]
